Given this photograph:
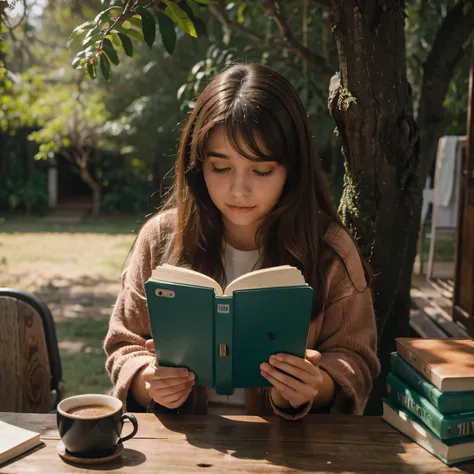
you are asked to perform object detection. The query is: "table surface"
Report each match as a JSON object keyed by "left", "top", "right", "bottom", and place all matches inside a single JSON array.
[{"left": 1, "top": 413, "right": 474, "bottom": 474}]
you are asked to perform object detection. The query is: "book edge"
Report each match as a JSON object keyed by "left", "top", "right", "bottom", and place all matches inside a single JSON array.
[
  {"left": 0, "top": 435, "right": 41, "bottom": 465},
  {"left": 381, "top": 400, "right": 474, "bottom": 466}
]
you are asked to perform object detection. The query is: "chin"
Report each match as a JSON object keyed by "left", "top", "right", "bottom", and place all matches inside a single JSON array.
[{"left": 222, "top": 211, "right": 262, "bottom": 228}]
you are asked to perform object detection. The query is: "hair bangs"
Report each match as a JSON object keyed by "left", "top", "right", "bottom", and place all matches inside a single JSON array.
[{"left": 223, "top": 101, "right": 290, "bottom": 166}]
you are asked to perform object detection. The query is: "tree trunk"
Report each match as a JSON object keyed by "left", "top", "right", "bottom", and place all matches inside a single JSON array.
[
  {"left": 328, "top": 1, "right": 422, "bottom": 415},
  {"left": 79, "top": 165, "right": 101, "bottom": 218}
]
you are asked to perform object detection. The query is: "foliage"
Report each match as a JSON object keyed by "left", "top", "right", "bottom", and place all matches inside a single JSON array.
[
  {"left": 100, "top": 153, "right": 156, "bottom": 214},
  {"left": 0, "top": 140, "right": 49, "bottom": 214},
  {"left": 69, "top": 0, "right": 214, "bottom": 81}
]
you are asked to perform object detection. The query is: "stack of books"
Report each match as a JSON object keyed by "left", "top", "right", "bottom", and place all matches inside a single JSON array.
[{"left": 382, "top": 338, "right": 474, "bottom": 466}]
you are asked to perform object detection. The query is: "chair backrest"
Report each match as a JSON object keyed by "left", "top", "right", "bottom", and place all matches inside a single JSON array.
[{"left": 0, "top": 288, "right": 62, "bottom": 413}]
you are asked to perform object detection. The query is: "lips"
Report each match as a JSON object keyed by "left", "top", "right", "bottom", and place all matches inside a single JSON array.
[{"left": 227, "top": 204, "right": 256, "bottom": 213}]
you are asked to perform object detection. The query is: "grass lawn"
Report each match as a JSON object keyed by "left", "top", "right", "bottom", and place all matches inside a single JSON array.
[{"left": 0, "top": 214, "right": 146, "bottom": 397}]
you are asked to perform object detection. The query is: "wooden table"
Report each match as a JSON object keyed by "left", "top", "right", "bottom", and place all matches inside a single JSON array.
[{"left": 1, "top": 413, "right": 473, "bottom": 473}]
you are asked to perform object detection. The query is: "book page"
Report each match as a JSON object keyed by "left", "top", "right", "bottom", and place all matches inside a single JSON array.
[
  {"left": 150, "top": 264, "right": 223, "bottom": 296},
  {"left": 224, "top": 265, "right": 306, "bottom": 295}
]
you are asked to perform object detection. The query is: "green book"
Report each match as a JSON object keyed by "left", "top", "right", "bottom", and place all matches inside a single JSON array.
[
  {"left": 391, "top": 352, "right": 474, "bottom": 414},
  {"left": 387, "top": 372, "right": 474, "bottom": 440},
  {"left": 382, "top": 399, "right": 474, "bottom": 467},
  {"left": 145, "top": 264, "right": 313, "bottom": 395}
]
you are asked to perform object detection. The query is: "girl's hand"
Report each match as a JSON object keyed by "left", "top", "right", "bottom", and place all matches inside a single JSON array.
[
  {"left": 143, "top": 339, "right": 195, "bottom": 409},
  {"left": 260, "top": 349, "right": 323, "bottom": 409}
]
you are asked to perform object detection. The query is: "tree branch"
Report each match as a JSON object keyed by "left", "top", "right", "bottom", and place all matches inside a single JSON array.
[
  {"left": 265, "top": 0, "right": 334, "bottom": 80},
  {"left": 417, "top": 0, "right": 474, "bottom": 180},
  {"left": 208, "top": 1, "right": 264, "bottom": 43}
]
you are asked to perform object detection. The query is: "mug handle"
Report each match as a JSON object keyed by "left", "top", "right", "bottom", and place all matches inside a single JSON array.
[{"left": 119, "top": 413, "right": 138, "bottom": 443}]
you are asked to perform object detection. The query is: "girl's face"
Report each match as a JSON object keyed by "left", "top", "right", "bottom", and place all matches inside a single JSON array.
[{"left": 202, "top": 126, "right": 287, "bottom": 242}]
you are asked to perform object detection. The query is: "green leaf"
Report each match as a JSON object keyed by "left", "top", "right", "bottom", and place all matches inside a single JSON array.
[
  {"left": 118, "top": 32, "right": 133, "bottom": 56},
  {"left": 163, "top": 1, "right": 197, "bottom": 38},
  {"left": 82, "top": 33, "right": 102, "bottom": 48},
  {"left": 115, "top": 25, "right": 145, "bottom": 42},
  {"left": 108, "top": 32, "right": 122, "bottom": 48},
  {"left": 102, "top": 39, "right": 120, "bottom": 65},
  {"left": 87, "top": 61, "right": 97, "bottom": 80},
  {"left": 136, "top": 6, "right": 156, "bottom": 48},
  {"left": 128, "top": 15, "right": 142, "bottom": 28},
  {"left": 69, "top": 21, "right": 95, "bottom": 40},
  {"left": 237, "top": 3, "right": 246, "bottom": 24},
  {"left": 72, "top": 56, "right": 85, "bottom": 69},
  {"left": 99, "top": 54, "right": 112, "bottom": 80},
  {"left": 157, "top": 12, "right": 176, "bottom": 54},
  {"left": 94, "top": 6, "right": 122, "bottom": 24},
  {"left": 181, "top": 1, "right": 207, "bottom": 37},
  {"left": 193, "top": 0, "right": 218, "bottom": 4}
]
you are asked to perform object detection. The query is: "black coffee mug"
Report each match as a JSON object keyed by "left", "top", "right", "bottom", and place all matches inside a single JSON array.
[{"left": 56, "top": 394, "right": 138, "bottom": 456}]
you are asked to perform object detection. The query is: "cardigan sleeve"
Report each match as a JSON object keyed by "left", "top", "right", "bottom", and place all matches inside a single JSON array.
[
  {"left": 103, "top": 216, "right": 162, "bottom": 411},
  {"left": 316, "top": 251, "right": 380, "bottom": 415}
]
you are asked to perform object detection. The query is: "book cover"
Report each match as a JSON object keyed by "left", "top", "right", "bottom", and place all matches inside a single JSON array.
[
  {"left": 390, "top": 352, "right": 474, "bottom": 414},
  {"left": 145, "top": 265, "right": 313, "bottom": 395},
  {"left": 381, "top": 399, "right": 474, "bottom": 467},
  {"left": 396, "top": 338, "right": 474, "bottom": 392},
  {"left": 0, "top": 421, "right": 41, "bottom": 466},
  {"left": 387, "top": 372, "right": 474, "bottom": 440}
]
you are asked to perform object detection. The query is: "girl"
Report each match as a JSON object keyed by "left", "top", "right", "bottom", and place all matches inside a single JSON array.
[{"left": 104, "top": 63, "right": 380, "bottom": 420}]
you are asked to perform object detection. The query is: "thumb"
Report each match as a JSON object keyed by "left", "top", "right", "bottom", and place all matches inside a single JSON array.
[
  {"left": 305, "top": 349, "right": 322, "bottom": 366},
  {"left": 145, "top": 339, "right": 155, "bottom": 353}
]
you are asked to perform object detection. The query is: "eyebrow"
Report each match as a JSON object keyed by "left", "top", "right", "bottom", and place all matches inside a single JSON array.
[{"left": 206, "top": 151, "right": 229, "bottom": 159}]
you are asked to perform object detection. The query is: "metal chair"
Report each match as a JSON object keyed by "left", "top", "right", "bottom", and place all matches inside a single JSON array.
[{"left": 0, "top": 288, "right": 62, "bottom": 412}]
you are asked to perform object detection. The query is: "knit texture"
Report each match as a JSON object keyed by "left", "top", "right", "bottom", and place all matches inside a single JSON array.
[{"left": 104, "top": 210, "right": 380, "bottom": 419}]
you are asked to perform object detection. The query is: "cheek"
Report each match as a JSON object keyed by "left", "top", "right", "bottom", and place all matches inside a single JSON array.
[
  {"left": 204, "top": 172, "right": 226, "bottom": 202},
  {"left": 258, "top": 173, "right": 287, "bottom": 207}
]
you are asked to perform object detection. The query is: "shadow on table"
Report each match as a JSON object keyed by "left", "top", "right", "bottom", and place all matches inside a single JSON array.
[{"left": 155, "top": 414, "right": 474, "bottom": 474}]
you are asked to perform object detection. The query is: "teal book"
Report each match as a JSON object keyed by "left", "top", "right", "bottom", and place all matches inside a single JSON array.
[
  {"left": 391, "top": 352, "right": 474, "bottom": 415},
  {"left": 145, "top": 264, "right": 313, "bottom": 396},
  {"left": 382, "top": 399, "right": 474, "bottom": 467},
  {"left": 387, "top": 372, "right": 474, "bottom": 440}
]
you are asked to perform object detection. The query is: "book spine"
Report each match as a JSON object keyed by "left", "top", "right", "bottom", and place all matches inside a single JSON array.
[
  {"left": 390, "top": 352, "right": 443, "bottom": 412},
  {"left": 387, "top": 372, "right": 474, "bottom": 439},
  {"left": 214, "top": 297, "right": 234, "bottom": 396},
  {"left": 396, "top": 340, "right": 435, "bottom": 386}
]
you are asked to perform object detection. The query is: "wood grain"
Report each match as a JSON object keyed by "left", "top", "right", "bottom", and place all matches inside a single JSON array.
[
  {"left": 1, "top": 413, "right": 473, "bottom": 473},
  {"left": 0, "top": 298, "right": 52, "bottom": 412}
]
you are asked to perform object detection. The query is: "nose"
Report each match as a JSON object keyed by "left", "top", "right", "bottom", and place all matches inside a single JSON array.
[{"left": 230, "top": 171, "right": 251, "bottom": 199}]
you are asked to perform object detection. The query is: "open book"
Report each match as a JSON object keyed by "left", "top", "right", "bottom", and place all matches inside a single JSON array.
[
  {"left": 150, "top": 264, "right": 307, "bottom": 296},
  {"left": 145, "top": 264, "right": 313, "bottom": 395}
]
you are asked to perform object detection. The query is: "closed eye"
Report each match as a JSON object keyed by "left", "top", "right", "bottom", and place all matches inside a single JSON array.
[
  {"left": 211, "top": 166, "right": 230, "bottom": 174},
  {"left": 253, "top": 169, "right": 273, "bottom": 177}
]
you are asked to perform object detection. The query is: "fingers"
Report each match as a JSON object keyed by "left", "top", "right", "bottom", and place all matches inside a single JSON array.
[
  {"left": 305, "top": 349, "right": 322, "bottom": 366},
  {"left": 263, "top": 372, "right": 303, "bottom": 408},
  {"left": 261, "top": 361, "right": 308, "bottom": 393},
  {"left": 265, "top": 353, "right": 319, "bottom": 377},
  {"left": 150, "top": 380, "right": 194, "bottom": 399},
  {"left": 145, "top": 339, "right": 155, "bottom": 352},
  {"left": 160, "top": 389, "right": 192, "bottom": 410},
  {"left": 143, "top": 364, "right": 191, "bottom": 381},
  {"left": 150, "top": 383, "right": 194, "bottom": 409},
  {"left": 145, "top": 374, "right": 195, "bottom": 390},
  {"left": 265, "top": 356, "right": 313, "bottom": 383}
]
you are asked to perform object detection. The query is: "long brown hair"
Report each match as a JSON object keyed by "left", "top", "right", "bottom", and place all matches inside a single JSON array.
[{"left": 158, "top": 63, "right": 359, "bottom": 317}]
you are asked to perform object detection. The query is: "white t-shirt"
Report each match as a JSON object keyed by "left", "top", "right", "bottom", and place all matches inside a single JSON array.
[{"left": 207, "top": 242, "right": 261, "bottom": 414}]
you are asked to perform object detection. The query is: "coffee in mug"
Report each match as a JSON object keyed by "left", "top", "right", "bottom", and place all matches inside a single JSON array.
[
  {"left": 57, "top": 394, "right": 138, "bottom": 457},
  {"left": 66, "top": 404, "right": 115, "bottom": 418}
]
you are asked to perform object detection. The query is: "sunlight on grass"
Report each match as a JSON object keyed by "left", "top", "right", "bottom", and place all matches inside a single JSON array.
[
  {"left": 55, "top": 317, "right": 112, "bottom": 397},
  {"left": 0, "top": 217, "right": 143, "bottom": 397}
]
